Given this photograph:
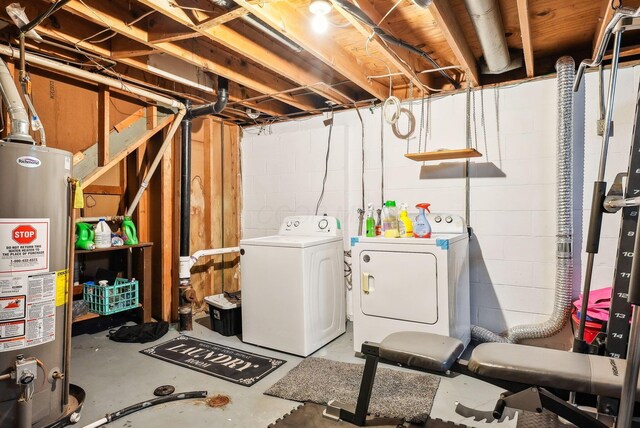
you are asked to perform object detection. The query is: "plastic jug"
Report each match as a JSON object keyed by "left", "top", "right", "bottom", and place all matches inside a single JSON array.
[
  {"left": 365, "top": 203, "right": 376, "bottom": 237},
  {"left": 122, "top": 216, "right": 139, "bottom": 245},
  {"left": 382, "top": 200, "right": 400, "bottom": 238},
  {"left": 75, "top": 222, "right": 95, "bottom": 250},
  {"left": 94, "top": 218, "right": 112, "bottom": 249},
  {"left": 398, "top": 203, "right": 413, "bottom": 238},
  {"left": 413, "top": 203, "right": 432, "bottom": 238}
]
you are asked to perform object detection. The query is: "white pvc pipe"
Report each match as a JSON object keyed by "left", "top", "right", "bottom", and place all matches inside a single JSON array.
[
  {"left": 81, "top": 417, "right": 108, "bottom": 428},
  {"left": 0, "top": 45, "right": 183, "bottom": 110},
  {"left": 0, "top": 57, "right": 32, "bottom": 141}
]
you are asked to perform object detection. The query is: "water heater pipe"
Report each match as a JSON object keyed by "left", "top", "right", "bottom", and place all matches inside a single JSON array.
[{"left": 0, "top": 57, "right": 33, "bottom": 143}]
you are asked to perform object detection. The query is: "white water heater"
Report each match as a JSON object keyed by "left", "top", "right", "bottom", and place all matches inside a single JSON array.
[{"left": 0, "top": 141, "right": 73, "bottom": 427}]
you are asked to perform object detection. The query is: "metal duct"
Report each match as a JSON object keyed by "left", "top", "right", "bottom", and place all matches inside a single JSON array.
[
  {"left": 463, "top": 0, "right": 511, "bottom": 74},
  {"left": 472, "top": 56, "right": 576, "bottom": 343},
  {"left": 0, "top": 58, "right": 33, "bottom": 143}
]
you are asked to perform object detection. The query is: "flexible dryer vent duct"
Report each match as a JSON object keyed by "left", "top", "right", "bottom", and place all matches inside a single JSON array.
[
  {"left": 472, "top": 56, "right": 576, "bottom": 343},
  {"left": 463, "top": 0, "right": 512, "bottom": 74}
]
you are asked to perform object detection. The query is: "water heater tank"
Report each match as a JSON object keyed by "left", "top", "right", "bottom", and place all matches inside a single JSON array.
[{"left": 0, "top": 141, "right": 72, "bottom": 427}]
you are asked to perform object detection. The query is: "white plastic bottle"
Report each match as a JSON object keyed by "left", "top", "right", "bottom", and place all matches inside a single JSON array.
[{"left": 94, "top": 218, "right": 112, "bottom": 249}]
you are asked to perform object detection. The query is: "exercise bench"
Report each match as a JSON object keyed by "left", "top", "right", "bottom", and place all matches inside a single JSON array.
[{"left": 325, "top": 332, "right": 639, "bottom": 427}]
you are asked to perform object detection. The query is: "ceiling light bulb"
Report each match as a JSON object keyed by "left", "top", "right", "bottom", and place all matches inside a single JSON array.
[
  {"left": 311, "top": 14, "right": 329, "bottom": 33},
  {"left": 309, "top": 0, "right": 332, "bottom": 15}
]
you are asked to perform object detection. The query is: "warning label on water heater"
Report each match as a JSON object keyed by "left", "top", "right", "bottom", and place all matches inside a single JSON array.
[
  {"left": 0, "top": 219, "right": 49, "bottom": 274},
  {"left": 0, "top": 273, "right": 56, "bottom": 352}
]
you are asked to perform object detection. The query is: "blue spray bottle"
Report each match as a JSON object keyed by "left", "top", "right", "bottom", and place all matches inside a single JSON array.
[{"left": 413, "top": 203, "right": 432, "bottom": 238}]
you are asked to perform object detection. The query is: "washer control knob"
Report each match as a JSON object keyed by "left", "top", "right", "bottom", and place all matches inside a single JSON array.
[
  {"left": 434, "top": 216, "right": 442, "bottom": 223},
  {"left": 286, "top": 221, "right": 292, "bottom": 227},
  {"left": 294, "top": 221, "right": 300, "bottom": 227},
  {"left": 318, "top": 219, "right": 328, "bottom": 229},
  {"left": 445, "top": 216, "right": 453, "bottom": 223}
]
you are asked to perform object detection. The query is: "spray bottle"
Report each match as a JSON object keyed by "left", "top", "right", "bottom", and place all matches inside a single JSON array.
[
  {"left": 413, "top": 203, "right": 432, "bottom": 238},
  {"left": 122, "top": 216, "right": 139, "bottom": 245},
  {"left": 75, "top": 222, "right": 95, "bottom": 250},
  {"left": 375, "top": 209, "right": 382, "bottom": 236},
  {"left": 398, "top": 203, "right": 413, "bottom": 238},
  {"left": 365, "top": 203, "right": 376, "bottom": 237}
]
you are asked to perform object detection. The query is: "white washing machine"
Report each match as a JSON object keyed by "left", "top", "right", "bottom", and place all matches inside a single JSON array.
[
  {"left": 240, "top": 215, "right": 346, "bottom": 356},
  {"left": 352, "top": 213, "right": 470, "bottom": 353}
]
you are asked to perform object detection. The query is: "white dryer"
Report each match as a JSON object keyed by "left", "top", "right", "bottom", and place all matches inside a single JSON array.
[
  {"left": 352, "top": 213, "right": 470, "bottom": 353},
  {"left": 240, "top": 215, "right": 345, "bottom": 356}
]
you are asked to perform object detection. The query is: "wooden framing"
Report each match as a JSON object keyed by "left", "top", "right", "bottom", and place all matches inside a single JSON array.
[
  {"left": 233, "top": 0, "right": 389, "bottom": 100},
  {"left": 97, "top": 85, "right": 110, "bottom": 167},
  {"left": 330, "top": 0, "right": 429, "bottom": 95},
  {"left": 429, "top": 0, "right": 479, "bottom": 86},
  {"left": 516, "top": 0, "right": 535, "bottom": 78},
  {"left": 138, "top": 0, "right": 352, "bottom": 105},
  {"left": 60, "top": 0, "right": 320, "bottom": 112}
]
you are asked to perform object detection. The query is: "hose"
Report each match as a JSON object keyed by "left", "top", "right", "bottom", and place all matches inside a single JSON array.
[
  {"left": 383, "top": 96, "right": 401, "bottom": 124},
  {"left": 81, "top": 391, "right": 208, "bottom": 428},
  {"left": 391, "top": 108, "right": 416, "bottom": 139}
]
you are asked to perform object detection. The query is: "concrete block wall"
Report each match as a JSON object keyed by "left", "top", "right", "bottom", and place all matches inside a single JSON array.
[{"left": 240, "top": 65, "right": 639, "bottom": 338}]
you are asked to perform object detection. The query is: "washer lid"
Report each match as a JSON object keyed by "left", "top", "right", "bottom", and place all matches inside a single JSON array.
[{"left": 240, "top": 235, "right": 342, "bottom": 248}]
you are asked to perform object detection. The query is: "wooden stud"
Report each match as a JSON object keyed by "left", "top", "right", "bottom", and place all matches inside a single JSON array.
[
  {"left": 516, "top": 0, "right": 534, "bottom": 78},
  {"left": 98, "top": 84, "right": 110, "bottom": 167},
  {"left": 113, "top": 107, "right": 146, "bottom": 133},
  {"left": 429, "top": 0, "right": 480, "bottom": 86},
  {"left": 83, "top": 184, "right": 123, "bottom": 195},
  {"left": 222, "top": 122, "right": 240, "bottom": 292},
  {"left": 159, "top": 129, "right": 175, "bottom": 321},
  {"left": 83, "top": 114, "right": 173, "bottom": 187},
  {"left": 232, "top": 0, "right": 389, "bottom": 100},
  {"left": 198, "top": 8, "right": 250, "bottom": 30}
]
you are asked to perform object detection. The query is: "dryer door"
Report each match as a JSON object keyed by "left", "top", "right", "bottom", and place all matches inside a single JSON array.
[{"left": 359, "top": 250, "right": 438, "bottom": 324}]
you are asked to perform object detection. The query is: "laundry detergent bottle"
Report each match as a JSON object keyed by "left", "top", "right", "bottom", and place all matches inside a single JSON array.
[
  {"left": 75, "top": 222, "right": 95, "bottom": 250},
  {"left": 398, "top": 203, "right": 413, "bottom": 238},
  {"left": 122, "top": 216, "right": 139, "bottom": 245},
  {"left": 413, "top": 203, "right": 432, "bottom": 238},
  {"left": 94, "top": 218, "right": 112, "bottom": 249},
  {"left": 382, "top": 200, "right": 400, "bottom": 238}
]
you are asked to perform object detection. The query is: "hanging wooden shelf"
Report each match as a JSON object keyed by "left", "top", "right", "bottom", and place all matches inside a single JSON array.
[{"left": 405, "top": 148, "right": 483, "bottom": 162}]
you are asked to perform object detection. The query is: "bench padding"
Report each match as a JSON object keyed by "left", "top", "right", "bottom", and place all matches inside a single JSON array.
[
  {"left": 380, "top": 332, "right": 464, "bottom": 373},
  {"left": 468, "top": 343, "right": 633, "bottom": 399}
]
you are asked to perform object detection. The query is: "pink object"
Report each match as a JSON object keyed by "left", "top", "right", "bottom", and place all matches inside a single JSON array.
[{"left": 572, "top": 287, "right": 611, "bottom": 322}]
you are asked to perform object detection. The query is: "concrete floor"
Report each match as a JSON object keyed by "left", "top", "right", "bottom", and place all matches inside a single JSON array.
[{"left": 70, "top": 319, "right": 518, "bottom": 427}]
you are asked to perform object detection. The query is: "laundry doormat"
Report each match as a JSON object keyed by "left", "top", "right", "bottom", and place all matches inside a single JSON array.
[
  {"left": 140, "top": 335, "right": 286, "bottom": 386},
  {"left": 265, "top": 357, "right": 440, "bottom": 424}
]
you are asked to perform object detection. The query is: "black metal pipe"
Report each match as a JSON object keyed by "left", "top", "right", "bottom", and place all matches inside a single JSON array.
[
  {"left": 180, "top": 99, "right": 192, "bottom": 258},
  {"left": 20, "top": 0, "right": 71, "bottom": 34},
  {"left": 189, "top": 78, "right": 229, "bottom": 119}
]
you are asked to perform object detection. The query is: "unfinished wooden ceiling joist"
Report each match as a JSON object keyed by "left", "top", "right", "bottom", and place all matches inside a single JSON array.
[{"left": 0, "top": 0, "right": 639, "bottom": 126}]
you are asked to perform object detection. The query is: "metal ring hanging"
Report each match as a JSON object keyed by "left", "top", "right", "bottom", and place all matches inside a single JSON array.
[{"left": 391, "top": 108, "right": 416, "bottom": 139}]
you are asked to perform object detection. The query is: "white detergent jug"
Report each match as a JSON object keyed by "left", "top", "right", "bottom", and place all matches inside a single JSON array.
[{"left": 94, "top": 218, "right": 112, "bottom": 249}]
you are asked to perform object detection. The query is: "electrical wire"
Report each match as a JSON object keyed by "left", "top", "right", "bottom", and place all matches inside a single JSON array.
[{"left": 314, "top": 113, "right": 334, "bottom": 216}]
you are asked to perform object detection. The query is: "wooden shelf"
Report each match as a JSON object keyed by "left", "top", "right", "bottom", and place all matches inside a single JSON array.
[
  {"left": 75, "top": 242, "right": 153, "bottom": 254},
  {"left": 73, "top": 304, "right": 142, "bottom": 323},
  {"left": 405, "top": 148, "right": 483, "bottom": 162}
]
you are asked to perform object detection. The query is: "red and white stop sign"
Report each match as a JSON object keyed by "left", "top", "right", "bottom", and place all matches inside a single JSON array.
[{"left": 12, "top": 225, "right": 37, "bottom": 245}]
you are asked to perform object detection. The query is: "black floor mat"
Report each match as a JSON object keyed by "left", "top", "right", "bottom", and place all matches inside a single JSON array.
[{"left": 139, "top": 335, "right": 286, "bottom": 386}]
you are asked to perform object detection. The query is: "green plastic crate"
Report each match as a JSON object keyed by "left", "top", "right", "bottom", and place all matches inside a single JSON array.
[{"left": 83, "top": 278, "right": 139, "bottom": 315}]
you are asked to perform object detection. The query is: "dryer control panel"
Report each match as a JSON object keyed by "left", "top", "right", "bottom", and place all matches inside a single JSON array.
[
  {"left": 427, "top": 213, "right": 466, "bottom": 234},
  {"left": 279, "top": 215, "right": 342, "bottom": 237}
]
